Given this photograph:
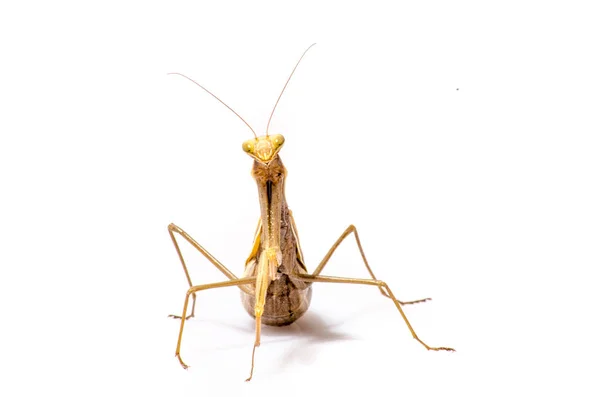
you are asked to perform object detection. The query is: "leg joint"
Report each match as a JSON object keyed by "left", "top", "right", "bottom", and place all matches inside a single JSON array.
[
  {"left": 168, "top": 223, "right": 182, "bottom": 233},
  {"left": 186, "top": 286, "right": 197, "bottom": 296}
]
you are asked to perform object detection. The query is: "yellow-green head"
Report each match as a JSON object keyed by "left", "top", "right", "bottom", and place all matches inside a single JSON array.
[{"left": 242, "top": 134, "right": 285, "bottom": 164}]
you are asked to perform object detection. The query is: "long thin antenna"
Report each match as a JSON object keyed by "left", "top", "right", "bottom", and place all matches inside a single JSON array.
[
  {"left": 265, "top": 43, "right": 317, "bottom": 136},
  {"left": 168, "top": 72, "right": 258, "bottom": 139}
]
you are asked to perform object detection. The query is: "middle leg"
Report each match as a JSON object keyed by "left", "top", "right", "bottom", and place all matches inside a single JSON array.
[
  {"left": 174, "top": 277, "right": 257, "bottom": 369},
  {"left": 168, "top": 223, "right": 247, "bottom": 319},
  {"left": 312, "top": 224, "right": 430, "bottom": 305},
  {"left": 293, "top": 274, "right": 454, "bottom": 352}
]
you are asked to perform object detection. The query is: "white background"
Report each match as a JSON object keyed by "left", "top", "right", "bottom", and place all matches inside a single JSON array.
[{"left": 1, "top": 1, "right": 599, "bottom": 396}]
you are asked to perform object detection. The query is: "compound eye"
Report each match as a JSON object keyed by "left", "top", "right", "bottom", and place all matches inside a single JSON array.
[
  {"left": 271, "top": 134, "right": 285, "bottom": 148},
  {"left": 242, "top": 141, "right": 254, "bottom": 153}
]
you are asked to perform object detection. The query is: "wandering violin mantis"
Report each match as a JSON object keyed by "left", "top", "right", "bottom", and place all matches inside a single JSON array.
[{"left": 168, "top": 44, "right": 454, "bottom": 381}]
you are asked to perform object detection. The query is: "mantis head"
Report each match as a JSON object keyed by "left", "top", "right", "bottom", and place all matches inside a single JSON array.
[{"left": 242, "top": 134, "right": 285, "bottom": 164}]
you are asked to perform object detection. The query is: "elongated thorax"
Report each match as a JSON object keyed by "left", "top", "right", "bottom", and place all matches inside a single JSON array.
[{"left": 241, "top": 154, "right": 311, "bottom": 326}]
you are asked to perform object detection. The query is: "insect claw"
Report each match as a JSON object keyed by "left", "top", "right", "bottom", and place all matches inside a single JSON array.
[
  {"left": 431, "top": 346, "right": 455, "bottom": 352},
  {"left": 176, "top": 354, "right": 190, "bottom": 369},
  {"left": 168, "top": 314, "right": 194, "bottom": 320},
  {"left": 394, "top": 297, "right": 432, "bottom": 306}
]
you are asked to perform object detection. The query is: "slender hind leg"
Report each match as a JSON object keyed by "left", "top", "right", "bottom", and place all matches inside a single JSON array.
[
  {"left": 294, "top": 274, "right": 454, "bottom": 352},
  {"left": 168, "top": 223, "right": 241, "bottom": 319},
  {"left": 312, "top": 224, "right": 430, "bottom": 305},
  {"left": 174, "top": 277, "right": 256, "bottom": 369}
]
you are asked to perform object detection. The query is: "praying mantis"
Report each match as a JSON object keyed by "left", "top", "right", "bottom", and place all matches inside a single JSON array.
[{"left": 167, "top": 44, "right": 454, "bottom": 381}]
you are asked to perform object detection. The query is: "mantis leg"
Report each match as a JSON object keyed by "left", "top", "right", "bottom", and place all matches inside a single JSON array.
[
  {"left": 168, "top": 223, "right": 244, "bottom": 319},
  {"left": 312, "top": 224, "right": 430, "bottom": 305},
  {"left": 293, "top": 274, "right": 454, "bottom": 352},
  {"left": 174, "top": 277, "right": 257, "bottom": 369}
]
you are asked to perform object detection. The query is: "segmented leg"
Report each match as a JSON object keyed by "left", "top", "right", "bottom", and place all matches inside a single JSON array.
[
  {"left": 168, "top": 223, "right": 242, "bottom": 319},
  {"left": 312, "top": 224, "right": 430, "bottom": 305},
  {"left": 293, "top": 274, "right": 454, "bottom": 352},
  {"left": 174, "top": 277, "right": 257, "bottom": 369}
]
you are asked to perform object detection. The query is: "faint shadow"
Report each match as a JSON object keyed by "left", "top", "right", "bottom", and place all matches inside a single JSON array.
[
  {"left": 215, "top": 310, "right": 359, "bottom": 368},
  {"left": 273, "top": 311, "right": 359, "bottom": 369},
  {"left": 193, "top": 309, "right": 357, "bottom": 358}
]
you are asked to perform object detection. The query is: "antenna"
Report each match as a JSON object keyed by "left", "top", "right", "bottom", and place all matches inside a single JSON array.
[
  {"left": 168, "top": 72, "right": 258, "bottom": 139},
  {"left": 265, "top": 43, "right": 317, "bottom": 136}
]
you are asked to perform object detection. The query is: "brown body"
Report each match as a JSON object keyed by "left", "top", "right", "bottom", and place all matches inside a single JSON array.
[
  {"left": 168, "top": 45, "right": 454, "bottom": 381},
  {"left": 241, "top": 156, "right": 312, "bottom": 326}
]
